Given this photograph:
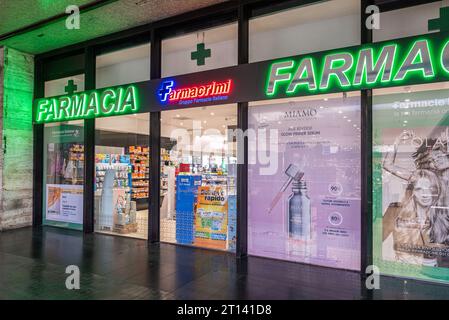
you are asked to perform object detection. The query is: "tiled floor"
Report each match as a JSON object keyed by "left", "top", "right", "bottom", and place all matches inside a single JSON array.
[{"left": 1, "top": 227, "right": 449, "bottom": 300}]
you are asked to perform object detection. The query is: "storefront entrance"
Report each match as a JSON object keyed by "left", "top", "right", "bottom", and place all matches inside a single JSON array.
[
  {"left": 94, "top": 114, "right": 150, "bottom": 239},
  {"left": 31, "top": 0, "right": 449, "bottom": 287},
  {"left": 159, "top": 104, "right": 237, "bottom": 252}
]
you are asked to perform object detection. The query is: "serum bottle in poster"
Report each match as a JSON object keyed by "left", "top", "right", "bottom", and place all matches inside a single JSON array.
[{"left": 288, "top": 180, "right": 311, "bottom": 240}]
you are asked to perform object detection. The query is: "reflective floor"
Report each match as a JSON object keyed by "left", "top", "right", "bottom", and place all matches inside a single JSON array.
[{"left": 1, "top": 227, "right": 449, "bottom": 300}]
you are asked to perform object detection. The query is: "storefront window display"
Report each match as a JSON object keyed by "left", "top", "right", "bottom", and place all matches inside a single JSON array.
[
  {"left": 160, "top": 105, "right": 237, "bottom": 252},
  {"left": 94, "top": 115, "right": 150, "bottom": 239},
  {"left": 92, "top": 44, "right": 151, "bottom": 239},
  {"left": 42, "top": 121, "right": 84, "bottom": 230},
  {"left": 373, "top": 82, "right": 449, "bottom": 283},
  {"left": 41, "top": 75, "right": 86, "bottom": 230},
  {"left": 249, "top": 0, "right": 360, "bottom": 62},
  {"left": 248, "top": 93, "right": 361, "bottom": 270}
]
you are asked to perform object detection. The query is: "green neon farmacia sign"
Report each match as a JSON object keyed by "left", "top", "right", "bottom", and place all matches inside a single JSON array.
[
  {"left": 266, "top": 36, "right": 449, "bottom": 97},
  {"left": 34, "top": 85, "right": 139, "bottom": 123}
]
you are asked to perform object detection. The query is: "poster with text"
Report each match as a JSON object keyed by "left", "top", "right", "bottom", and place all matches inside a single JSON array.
[
  {"left": 373, "top": 88, "right": 449, "bottom": 283},
  {"left": 248, "top": 97, "right": 361, "bottom": 270},
  {"left": 194, "top": 185, "right": 228, "bottom": 250},
  {"left": 43, "top": 124, "right": 84, "bottom": 230},
  {"left": 46, "top": 184, "right": 83, "bottom": 224}
]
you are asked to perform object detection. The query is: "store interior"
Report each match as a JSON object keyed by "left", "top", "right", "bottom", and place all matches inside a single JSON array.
[
  {"left": 159, "top": 104, "right": 237, "bottom": 251},
  {"left": 93, "top": 104, "right": 238, "bottom": 249},
  {"left": 94, "top": 114, "right": 150, "bottom": 239}
]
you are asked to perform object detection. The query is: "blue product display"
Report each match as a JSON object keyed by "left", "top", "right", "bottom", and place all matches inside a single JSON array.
[{"left": 176, "top": 175, "right": 202, "bottom": 244}]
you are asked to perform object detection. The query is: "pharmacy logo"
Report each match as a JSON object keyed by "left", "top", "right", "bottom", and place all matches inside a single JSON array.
[
  {"left": 158, "top": 80, "right": 175, "bottom": 103},
  {"left": 157, "top": 79, "right": 233, "bottom": 105}
]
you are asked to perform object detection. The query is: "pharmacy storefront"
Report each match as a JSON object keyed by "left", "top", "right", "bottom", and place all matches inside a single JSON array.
[{"left": 32, "top": 0, "right": 449, "bottom": 285}]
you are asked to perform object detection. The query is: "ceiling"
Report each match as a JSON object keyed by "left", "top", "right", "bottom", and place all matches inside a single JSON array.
[
  {"left": 0, "top": 0, "right": 438, "bottom": 55},
  {"left": 0, "top": 0, "right": 229, "bottom": 54}
]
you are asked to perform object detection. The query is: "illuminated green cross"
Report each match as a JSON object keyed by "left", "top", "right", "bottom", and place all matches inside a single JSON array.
[
  {"left": 64, "top": 79, "right": 78, "bottom": 95},
  {"left": 428, "top": 6, "right": 449, "bottom": 32},
  {"left": 191, "top": 43, "right": 211, "bottom": 66}
]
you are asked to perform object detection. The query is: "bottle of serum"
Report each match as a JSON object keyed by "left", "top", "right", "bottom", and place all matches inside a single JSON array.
[{"left": 288, "top": 180, "right": 311, "bottom": 240}]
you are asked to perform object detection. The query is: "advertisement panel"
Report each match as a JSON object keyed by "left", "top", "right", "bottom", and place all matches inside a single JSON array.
[
  {"left": 194, "top": 185, "right": 228, "bottom": 250},
  {"left": 248, "top": 96, "right": 361, "bottom": 270},
  {"left": 43, "top": 124, "right": 84, "bottom": 230},
  {"left": 373, "top": 88, "right": 449, "bottom": 282},
  {"left": 46, "top": 184, "right": 83, "bottom": 224}
]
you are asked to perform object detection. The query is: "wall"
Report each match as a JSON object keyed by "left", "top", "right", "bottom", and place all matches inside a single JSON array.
[{"left": 0, "top": 47, "right": 34, "bottom": 231}]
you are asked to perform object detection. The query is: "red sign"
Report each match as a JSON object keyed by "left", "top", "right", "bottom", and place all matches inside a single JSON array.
[{"left": 168, "top": 80, "right": 232, "bottom": 102}]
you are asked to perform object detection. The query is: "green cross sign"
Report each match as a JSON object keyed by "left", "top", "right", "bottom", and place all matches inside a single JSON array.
[
  {"left": 429, "top": 6, "right": 449, "bottom": 32},
  {"left": 191, "top": 43, "right": 211, "bottom": 66},
  {"left": 64, "top": 79, "right": 78, "bottom": 95}
]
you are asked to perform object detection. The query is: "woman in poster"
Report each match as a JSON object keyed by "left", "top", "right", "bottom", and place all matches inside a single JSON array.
[
  {"left": 383, "top": 169, "right": 441, "bottom": 265},
  {"left": 382, "top": 130, "right": 449, "bottom": 266}
]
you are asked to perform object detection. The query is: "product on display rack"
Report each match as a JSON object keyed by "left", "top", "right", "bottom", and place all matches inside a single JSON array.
[
  {"left": 95, "top": 153, "right": 138, "bottom": 234},
  {"left": 129, "top": 146, "right": 150, "bottom": 201}
]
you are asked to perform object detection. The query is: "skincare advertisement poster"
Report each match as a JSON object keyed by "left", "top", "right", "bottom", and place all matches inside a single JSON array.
[
  {"left": 373, "top": 89, "right": 449, "bottom": 283},
  {"left": 43, "top": 124, "right": 85, "bottom": 230},
  {"left": 194, "top": 185, "right": 228, "bottom": 250},
  {"left": 46, "top": 184, "right": 83, "bottom": 224},
  {"left": 248, "top": 97, "right": 361, "bottom": 270}
]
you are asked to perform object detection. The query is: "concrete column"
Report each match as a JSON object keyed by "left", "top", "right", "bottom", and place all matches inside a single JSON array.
[{"left": 0, "top": 46, "right": 34, "bottom": 231}]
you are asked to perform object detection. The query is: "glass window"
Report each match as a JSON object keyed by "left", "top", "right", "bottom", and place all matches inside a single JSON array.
[
  {"left": 93, "top": 44, "right": 151, "bottom": 239},
  {"left": 160, "top": 104, "right": 237, "bottom": 252},
  {"left": 161, "top": 23, "right": 238, "bottom": 77},
  {"left": 249, "top": 0, "right": 361, "bottom": 62},
  {"left": 373, "top": 1, "right": 443, "bottom": 43},
  {"left": 42, "top": 76, "right": 85, "bottom": 230},
  {"left": 248, "top": 92, "right": 361, "bottom": 270},
  {"left": 94, "top": 114, "right": 150, "bottom": 239},
  {"left": 373, "top": 82, "right": 449, "bottom": 283},
  {"left": 96, "top": 43, "right": 151, "bottom": 89},
  {"left": 45, "top": 75, "right": 84, "bottom": 97},
  {"left": 42, "top": 121, "right": 84, "bottom": 230}
]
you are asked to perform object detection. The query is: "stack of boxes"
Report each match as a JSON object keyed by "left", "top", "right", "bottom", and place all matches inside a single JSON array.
[{"left": 175, "top": 175, "right": 202, "bottom": 245}]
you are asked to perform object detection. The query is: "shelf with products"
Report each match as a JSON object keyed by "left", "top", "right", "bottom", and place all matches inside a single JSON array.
[
  {"left": 95, "top": 154, "right": 131, "bottom": 194},
  {"left": 201, "top": 173, "right": 228, "bottom": 185},
  {"left": 65, "top": 144, "right": 84, "bottom": 184},
  {"left": 128, "top": 146, "right": 150, "bottom": 201}
]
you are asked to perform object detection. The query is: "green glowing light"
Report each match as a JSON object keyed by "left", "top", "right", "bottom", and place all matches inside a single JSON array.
[
  {"left": 265, "top": 35, "right": 449, "bottom": 98},
  {"left": 34, "top": 85, "right": 140, "bottom": 124}
]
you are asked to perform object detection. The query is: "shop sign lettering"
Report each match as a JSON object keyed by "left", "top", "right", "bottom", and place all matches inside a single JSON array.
[
  {"left": 158, "top": 79, "right": 232, "bottom": 105},
  {"left": 266, "top": 37, "right": 449, "bottom": 97},
  {"left": 34, "top": 85, "right": 139, "bottom": 123}
]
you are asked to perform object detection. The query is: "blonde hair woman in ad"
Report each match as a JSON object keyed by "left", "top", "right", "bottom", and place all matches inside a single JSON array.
[
  {"left": 382, "top": 131, "right": 449, "bottom": 266},
  {"left": 384, "top": 170, "right": 441, "bottom": 266}
]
